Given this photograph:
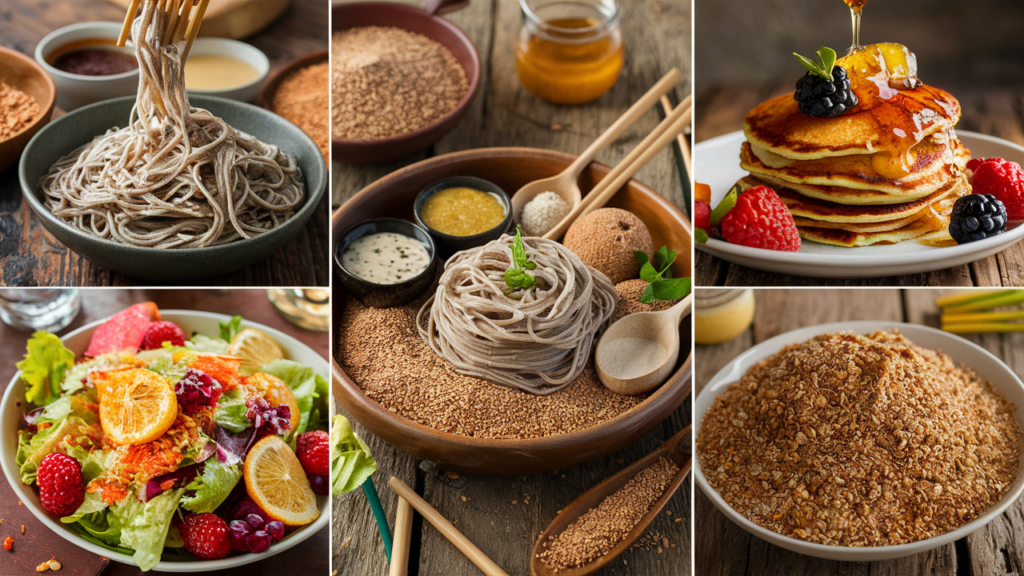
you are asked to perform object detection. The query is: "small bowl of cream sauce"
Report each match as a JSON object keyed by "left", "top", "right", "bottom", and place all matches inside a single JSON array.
[
  {"left": 183, "top": 38, "right": 269, "bottom": 103},
  {"left": 335, "top": 218, "right": 439, "bottom": 308}
]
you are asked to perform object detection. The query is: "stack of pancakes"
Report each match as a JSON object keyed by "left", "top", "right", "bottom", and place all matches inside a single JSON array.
[{"left": 738, "top": 66, "right": 970, "bottom": 247}]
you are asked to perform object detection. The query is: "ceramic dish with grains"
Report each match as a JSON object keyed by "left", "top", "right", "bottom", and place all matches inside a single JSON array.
[
  {"left": 0, "top": 311, "right": 330, "bottom": 573},
  {"left": 693, "top": 321, "right": 1024, "bottom": 562}
]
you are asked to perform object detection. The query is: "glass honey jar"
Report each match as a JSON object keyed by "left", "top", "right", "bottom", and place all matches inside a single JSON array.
[{"left": 515, "top": 0, "right": 623, "bottom": 105}]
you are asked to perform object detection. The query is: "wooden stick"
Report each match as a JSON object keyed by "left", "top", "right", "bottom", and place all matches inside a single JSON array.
[
  {"left": 181, "top": 0, "right": 210, "bottom": 62},
  {"left": 942, "top": 322, "right": 1024, "bottom": 334},
  {"left": 389, "top": 496, "right": 414, "bottom": 576},
  {"left": 117, "top": 0, "right": 142, "bottom": 46},
  {"left": 574, "top": 100, "right": 692, "bottom": 223},
  {"left": 164, "top": 0, "right": 182, "bottom": 45},
  {"left": 661, "top": 95, "right": 691, "bottom": 178},
  {"left": 174, "top": 0, "right": 195, "bottom": 43},
  {"left": 935, "top": 289, "right": 1011, "bottom": 309},
  {"left": 943, "top": 310, "right": 1024, "bottom": 324},
  {"left": 388, "top": 477, "right": 508, "bottom": 576}
]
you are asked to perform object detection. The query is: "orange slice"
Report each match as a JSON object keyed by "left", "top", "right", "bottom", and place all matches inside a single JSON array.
[
  {"left": 97, "top": 368, "right": 177, "bottom": 445},
  {"left": 244, "top": 435, "right": 319, "bottom": 526},
  {"left": 244, "top": 372, "right": 300, "bottom": 433},
  {"left": 228, "top": 328, "right": 285, "bottom": 375}
]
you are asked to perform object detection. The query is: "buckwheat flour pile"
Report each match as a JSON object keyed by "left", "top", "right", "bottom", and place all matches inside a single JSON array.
[{"left": 698, "top": 330, "right": 1021, "bottom": 546}]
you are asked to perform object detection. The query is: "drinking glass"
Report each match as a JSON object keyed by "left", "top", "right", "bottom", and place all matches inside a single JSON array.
[
  {"left": 267, "top": 289, "right": 329, "bottom": 332},
  {"left": 0, "top": 289, "right": 81, "bottom": 332}
]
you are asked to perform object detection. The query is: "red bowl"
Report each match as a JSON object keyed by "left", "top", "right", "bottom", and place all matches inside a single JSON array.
[{"left": 331, "top": 1, "right": 481, "bottom": 163}]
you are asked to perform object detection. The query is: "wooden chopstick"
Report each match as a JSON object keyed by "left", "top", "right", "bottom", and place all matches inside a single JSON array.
[
  {"left": 174, "top": 0, "right": 195, "bottom": 43},
  {"left": 661, "top": 95, "right": 692, "bottom": 179},
  {"left": 181, "top": 0, "right": 210, "bottom": 62},
  {"left": 388, "top": 477, "right": 508, "bottom": 576},
  {"left": 117, "top": 0, "right": 142, "bottom": 46},
  {"left": 389, "top": 496, "right": 414, "bottom": 576}
]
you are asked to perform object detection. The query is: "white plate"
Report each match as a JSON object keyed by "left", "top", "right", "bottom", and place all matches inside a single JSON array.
[
  {"left": 0, "top": 311, "right": 330, "bottom": 573},
  {"left": 693, "top": 321, "right": 1024, "bottom": 561},
  {"left": 695, "top": 131, "right": 1024, "bottom": 279}
]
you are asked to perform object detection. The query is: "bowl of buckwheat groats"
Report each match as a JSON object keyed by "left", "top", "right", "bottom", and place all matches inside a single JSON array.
[
  {"left": 694, "top": 321, "right": 1024, "bottom": 561},
  {"left": 0, "top": 46, "right": 55, "bottom": 173}
]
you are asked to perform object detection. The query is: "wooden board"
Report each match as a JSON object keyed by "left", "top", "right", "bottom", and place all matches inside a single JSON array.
[
  {"left": 109, "top": 0, "right": 291, "bottom": 39},
  {"left": 694, "top": 288, "right": 1024, "bottom": 576}
]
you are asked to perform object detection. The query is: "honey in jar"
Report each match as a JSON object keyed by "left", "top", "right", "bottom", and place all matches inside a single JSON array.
[{"left": 515, "top": 0, "right": 623, "bottom": 105}]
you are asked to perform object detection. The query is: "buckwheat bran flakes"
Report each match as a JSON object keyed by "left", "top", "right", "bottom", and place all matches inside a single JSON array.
[{"left": 697, "top": 330, "right": 1021, "bottom": 546}]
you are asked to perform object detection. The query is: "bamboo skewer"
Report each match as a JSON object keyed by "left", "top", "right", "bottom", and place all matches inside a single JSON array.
[
  {"left": 389, "top": 477, "right": 508, "bottom": 576},
  {"left": 389, "top": 497, "right": 414, "bottom": 576}
]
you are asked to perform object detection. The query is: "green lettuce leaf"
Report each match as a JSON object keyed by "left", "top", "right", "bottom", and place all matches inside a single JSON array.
[
  {"left": 213, "top": 388, "right": 250, "bottom": 433},
  {"left": 181, "top": 460, "right": 243, "bottom": 514},
  {"left": 188, "top": 335, "right": 230, "bottom": 355},
  {"left": 219, "top": 316, "right": 243, "bottom": 342},
  {"left": 62, "top": 492, "right": 110, "bottom": 524},
  {"left": 331, "top": 415, "right": 376, "bottom": 495},
  {"left": 17, "top": 416, "right": 93, "bottom": 485},
  {"left": 260, "top": 360, "right": 329, "bottom": 441},
  {"left": 68, "top": 510, "right": 125, "bottom": 548},
  {"left": 111, "top": 488, "right": 185, "bottom": 571},
  {"left": 17, "top": 332, "right": 75, "bottom": 405}
]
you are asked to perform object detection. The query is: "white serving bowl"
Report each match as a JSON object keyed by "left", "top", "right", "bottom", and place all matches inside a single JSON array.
[
  {"left": 35, "top": 22, "right": 139, "bottom": 111},
  {"left": 184, "top": 38, "right": 270, "bottom": 103},
  {"left": 0, "top": 310, "right": 330, "bottom": 572},
  {"left": 693, "top": 321, "right": 1024, "bottom": 562}
]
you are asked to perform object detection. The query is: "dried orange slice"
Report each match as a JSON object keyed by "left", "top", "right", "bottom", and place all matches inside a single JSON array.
[
  {"left": 244, "top": 372, "right": 300, "bottom": 433},
  {"left": 228, "top": 328, "right": 285, "bottom": 375},
  {"left": 244, "top": 435, "right": 319, "bottom": 526},
  {"left": 97, "top": 368, "right": 177, "bottom": 445}
]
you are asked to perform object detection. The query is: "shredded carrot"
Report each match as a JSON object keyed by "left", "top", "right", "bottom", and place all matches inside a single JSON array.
[{"left": 189, "top": 356, "right": 243, "bottom": 390}]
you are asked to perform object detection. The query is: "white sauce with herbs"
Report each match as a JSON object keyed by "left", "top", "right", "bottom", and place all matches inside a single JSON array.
[{"left": 343, "top": 232, "right": 431, "bottom": 284}]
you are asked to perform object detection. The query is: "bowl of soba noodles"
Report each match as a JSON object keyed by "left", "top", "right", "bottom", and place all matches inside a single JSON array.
[{"left": 17, "top": 2, "right": 327, "bottom": 281}]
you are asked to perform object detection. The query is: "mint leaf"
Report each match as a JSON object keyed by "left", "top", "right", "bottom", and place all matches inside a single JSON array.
[
  {"left": 639, "top": 284, "right": 655, "bottom": 304},
  {"left": 651, "top": 277, "right": 692, "bottom": 301},
  {"left": 634, "top": 251, "right": 649, "bottom": 267},
  {"left": 653, "top": 246, "right": 670, "bottom": 270},
  {"left": 639, "top": 262, "right": 660, "bottom": 283},
  {"left": 817, "top": 46, "right": 837, "bottom": 76},
  {"left": 504, "top": 226, "right": 536, "bottom": 292}
]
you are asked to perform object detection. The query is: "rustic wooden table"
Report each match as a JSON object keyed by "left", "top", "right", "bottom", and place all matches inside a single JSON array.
[
  {"left": 331, "top": 1, "right": 692, "bottom": 575},
  {"left": 0, "top": 288, "right": 330, "bottom": 576},
  {"left": 0, "top": 0, "right": 330, "bottom": 287},
  {"left": 694, "top": 288, "right": 1024, "bottom": 576},
  {"left": 694, "top": 84, "right": 1024, "bottom": 287}
]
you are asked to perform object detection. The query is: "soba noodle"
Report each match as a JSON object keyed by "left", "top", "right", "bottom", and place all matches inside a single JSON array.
[
  {"left": 417, "top": 235, "right": 618, "bottom": 395},
  {"left": 39, "top": 2, "right": 305, "bottom": 249}
]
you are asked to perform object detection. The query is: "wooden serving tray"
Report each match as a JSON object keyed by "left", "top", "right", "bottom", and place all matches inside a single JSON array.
[{"left": 108, "top": 0, "right": 290, "bottom": 39}]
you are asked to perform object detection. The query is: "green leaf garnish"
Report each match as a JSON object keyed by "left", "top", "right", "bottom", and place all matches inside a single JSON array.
[
  {"left": 633, "top": 246, "right": 692, "bottom": 304},
  {"left": 695, "top": 228, "right": 709, "bottom": 244},
  {"left": 793, "top": 46, "right": 837, "bottom": 81},
  {"left": 503, "top": 226, "right": 537, "bottom": 293}
]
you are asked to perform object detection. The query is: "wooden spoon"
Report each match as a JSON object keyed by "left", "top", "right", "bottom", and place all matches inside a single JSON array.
[
  {"left": 529, "top": 426, "right": 692, "bottom": 576},
  {"left": 595, "top": 295, "right": 692, "bottom": 395},
  {"left": 509, "top": 68, "right": 682, "bottom": 229}
]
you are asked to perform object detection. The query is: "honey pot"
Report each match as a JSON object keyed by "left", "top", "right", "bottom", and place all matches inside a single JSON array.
[{"left": 515, "top": 0, "right": 623, "bottom": 105}]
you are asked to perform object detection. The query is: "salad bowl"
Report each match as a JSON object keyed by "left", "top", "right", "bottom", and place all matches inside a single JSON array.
[{"left": 0, "top": 310, "right": 330, "bottom": 573}]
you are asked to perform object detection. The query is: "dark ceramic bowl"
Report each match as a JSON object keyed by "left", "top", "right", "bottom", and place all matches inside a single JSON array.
[
  {"left": 413, "top": 175, "right": 513, "bottom": 256},
  {"left": 334, "top": 218, "right": 439, "bottom": 308},
  {"left": 19, "top": 95, "right": 327, "bottom": 282},
  {"left": 331, "top": 1, "right": 481, "bottom": 163}
]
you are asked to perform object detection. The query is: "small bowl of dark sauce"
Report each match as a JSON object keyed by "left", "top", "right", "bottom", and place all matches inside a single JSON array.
[{"left": 35, "top": 22, "right": 140, "bottom": 111}]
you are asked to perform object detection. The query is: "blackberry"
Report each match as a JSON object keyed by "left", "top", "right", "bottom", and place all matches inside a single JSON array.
[
  {"left": 949, "top": 194, "right": 1007, "bottom": 244},
  {"left": 792, "top": 47, "right": 858, "bottom": 118},
  {"left": 795, "top": 66, "right": 858, "bottom": 118}
]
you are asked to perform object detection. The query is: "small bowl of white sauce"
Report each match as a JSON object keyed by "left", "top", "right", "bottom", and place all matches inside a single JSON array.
[
  {"left": 183, "top": 38, "right": 269, "bottom": 102},
  {"left": 334, "top": 218, "right": 439, "bottom": 308}
]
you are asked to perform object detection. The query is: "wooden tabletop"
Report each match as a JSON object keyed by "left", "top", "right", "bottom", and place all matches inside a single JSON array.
[
  {"left": 330, "top": 1, "right": 692, "bottom": 575},
  {"left": 693, "top": 84, "right": 1024, "bottom": 288},
  {"left": 694, "top": 288, "right": 1024, "bottom": 576},
  {"left": 0, "top": 0, "right": 330, "bottom": 287},
  {"left": 0, "top": 288, "right": 329, "bottom": 576}
]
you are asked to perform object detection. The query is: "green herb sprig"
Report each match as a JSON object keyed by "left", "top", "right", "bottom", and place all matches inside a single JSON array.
[
  {"left": 504, "top": 226, "right": 537, "bottom": 292},
  {"left": 793, "top": 46, "right": 837, "bottom": 81},
  {"left": 635, "top": 246, "right": 692, "bottom": 304}
]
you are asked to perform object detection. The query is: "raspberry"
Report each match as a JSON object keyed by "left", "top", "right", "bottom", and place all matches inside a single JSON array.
[
  {"left": 296, "top": 430, "right": 329, "bottom": 476},
  {"left": 140, "top": 321, "right": 186, "bottom": 350},
  {"left": 720, "top": 185, "right": 801, "bottom": 251},
  {"left": 37, "top": 453, "right": 84, "bottom": 517},
  {"left": 967, "top": 157, "right": 1024, "bottom": 219},
  {"left": 695, "top": 200, "right": 711, "bottom": 232},
  {"left": 180, "top": 513, "right": 232, "bottom": 560}
]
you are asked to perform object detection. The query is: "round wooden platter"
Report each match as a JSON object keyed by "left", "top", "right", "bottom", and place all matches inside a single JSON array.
[{"left": 331, "top": 147, "right": 693, "bottom": 475}]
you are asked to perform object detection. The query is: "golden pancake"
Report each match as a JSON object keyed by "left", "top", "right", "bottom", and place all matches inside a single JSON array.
[
  {"left": 743, "top": 85, "right": 960, "bottom": 161},
  {"left": 792, "top": 186, "right": 962, "bottom": 233}
]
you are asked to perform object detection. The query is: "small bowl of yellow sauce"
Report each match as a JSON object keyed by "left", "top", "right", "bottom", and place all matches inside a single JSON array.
[
  {"left": 183, "top": 38, "right": 269, "bottom": 103},
  {"left": 414, "top": 176, "right": 513, "bottom": 254}
]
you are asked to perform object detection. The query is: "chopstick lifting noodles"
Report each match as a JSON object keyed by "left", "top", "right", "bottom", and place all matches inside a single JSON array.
[{"left": 40, "top": 1, "right": 305, "bottom": 249}]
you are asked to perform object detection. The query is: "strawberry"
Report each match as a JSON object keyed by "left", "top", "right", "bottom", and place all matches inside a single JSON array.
[
  {"left": 720, "top": 185, "right": 801, "bottom": 252},
  {"left": 140, "top": 321, "right": 187, "bottom": 350},
  {"left": 296, "top": 430, "right": 329, "bottom": 476},
  {"left": 695, "top": 200, "right": 711, "bottom": 233},
  {"left": 37, "top": 453, "right": 84, "bottom": 517},
  {"left": 84, "top": 302, "right": 160, "bottom": 357},
  {"left": 181, "top": 513, "right": 232, "bottom": 560},
  {"left": 967, "top": 157, "right": 1024, "bottom": 219}
]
